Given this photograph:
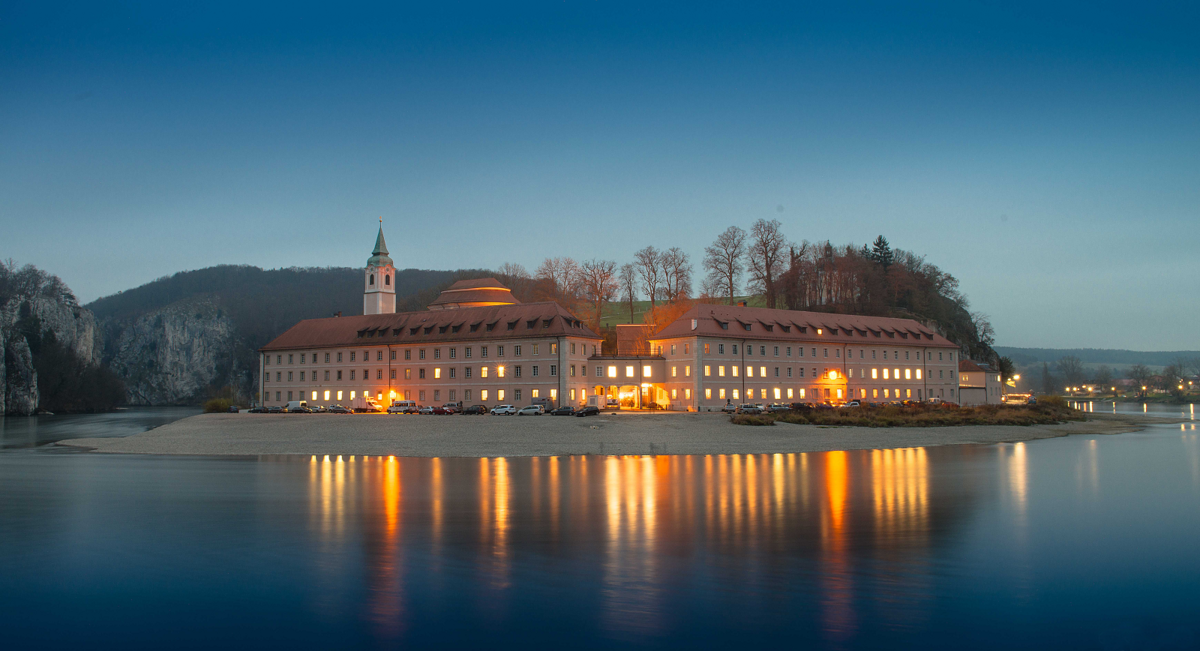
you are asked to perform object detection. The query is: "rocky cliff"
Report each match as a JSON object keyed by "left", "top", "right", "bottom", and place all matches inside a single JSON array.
[
  {"left": 100, "top": 297, "right": 250, "bottom": 405},
  {"left": 1, "top": 265, "right": 104, "bottom": 415}
]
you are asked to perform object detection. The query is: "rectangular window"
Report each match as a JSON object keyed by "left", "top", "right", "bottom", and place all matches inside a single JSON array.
[
  {"left": 287, "top": 391, "right": 293, "bottom": 400},
  {"left": 799, "top": 368, "right": 805, "bottom": 377},
  {"left": 533, "top": 344, "right": 540, "bottom": 355},
  {"left": 719, "top": 388, "right": 726, "bottom": 400},
  {"left": 482, "top": 367, "right": 488, "bottom": 378},
  {"left": 277, "top": 355, "right": 283, "bottom": 365},
  {"left": 718, "top": 344, "right": 725, "bottom": 354},
  {"left": 481, "top": 389, "right": 488, "bottom": 401},
  {"left": 288, "top": 371, "right": 294, "bottom": 381},
  {"left": 704, "top": 365, "right": 711, "bottom": 377},
  {"left": 482, "top": 347, "right": 489, "bottom": 358},
  {"left": 747, "top": 389, "right": 755, "bottom": 399},
  {"left": 336, "top": 371, "right": 342, "bottom": 380},
  {"left": 761, "top": 346, "right": 766, "bottom": 355},
  {"left": 420, "top": 390, "right": 426, "bottom": 401},
  {"left": 811, "top": 348, "right": 817, "bottom": 357},
  {"left": 774, "top": 388, "right": 781, "bottom": 400},
  {"left": 434, "top": 349, "right": 441, "bottom": 360},
  {"left": 532, "top": 389, "right": 539, "bottom": 398},
  {"left": 419, "top": 349, "right": 426, "bottom": 360},
  {"left": 349, "top": 352, "right": 355, "bottom": 362},
  {"left": 434, "top": 368, "right": 441, "bottom": 379},
  {"left": 671, "top": 388, "right": 677, "bottom": 399},
  {"left": 498, "top": 389, "right": 505, "bottom": 401},
  {"left": 787, "top": 388, "right": 794, "bottom": 399},
  {"left": 299, "top": 371, "right": 305, "bottom": 381},
  {"left": 625, "top": 365, "right": 635, "bottom": 378},
  {"left": 532, "top": 366, "right": 539, "bottom": 377},
  {"left": 434, "top": 390, "right": 441, "bottom": 401},
  {"left": 514, "top": 345, "right": 522, "bottom": 356},
  {"left": 705, "top": 388, "right": 712, "bottom": 399},
  {"left": 449, "top": 348, "right": 456, "bottom": 359},
  {"left": 732, "top": 345, "right": 738, "bottom": 354},
  {"left": 465, "top": 389, "right": 473, "bottom": 401},
  {"left": 450, "top": 368, "right": 456, "bottom": 379},
  {"left": 787, "top": 367, "right": 792, "bottom": 378},
  {"left": 760, "top": 366, "right": 767, "bottom": 377},
  {"left": 549, "top": 365, "right": 556, "bottom": 376},
  {"left": 289, "top": 354, "right": 294, "bottom": 364},
  {"left": 377, "top": 369, "right": 382, "bottom": 380},
  {"left": 404, "top": 349, "right": 411, "bottom": 360},
  {"left": 570, "top": 365, "right": 576, "bottom": 377},
  {"left": 774, "top": 367, "right": 779, "bottom": 377},
  {"left": 465, "top": 347, "right": 472, "bottom": 358},
  {"left": 570, "top": 389, "right": 576, "bottom": 401},
  {"left": 732, "top": 389, "right": 740, "bottom": 400},
  {"left": 916, "top": 369, "right": 922, "bottom": 380},
  {"left": 732, "top": 365, "right": 739, "bottom": 377},
  {"left": 388, "top": 370, "right": 393, "bottom": 380},
  {"left": 883, "top": 369, "right": 889, "bottom": 379},
  {"left": 905, "top": 369, "right": 911, "bottom": 380},
  {"left": 643, "top": 365, "right": 652, "bottom": 377},
  {"left": 404, "top": 369, "right": 411, "bottom": 380},
  {"left": 514, "top": 366, "right": 522, "bottom": 378},
  {"left": 376, "top": 351, "right": 383, "bottom": 361},
  {"left": 498, "top": 345, "right": 505, "bottom": 357},
  {"left": 449, "top": 390, "right": 456, "bottom": 401},
  {"left": 704, "top": 344, "right": 710, "bottom": 354},
  {"left": 718, "top": 366, "right": 725, "bottom": 377},
  {"left": 596, "top": 366, "right": 603, "bottom": 377},
  {"left": 419, "top": 368, "right": 426, "bottom": 379},
  {"left": 498, "top": 366, "right": 506, "bottom": 378},
  {"left": 465, "top": 367, "right": 472, "bottom": 379}
]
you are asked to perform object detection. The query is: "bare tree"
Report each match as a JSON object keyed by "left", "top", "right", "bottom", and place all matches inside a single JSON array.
[
  {"left": 496, "top": 262, "right": 529, "bottom": 280},
  {"left": 1056, "top": 355, "right": 1085, "bottom": 387},
  {"left": 634, "top": 246, "right": 663, "bottom": 309},
  {"left": 618, "top": 262, "right": 637, "bottom": 322},
  {"left": 1126, "top": 364, "right": 1153, "bottom": 397},
  {"left": 660, "top": 247, "right": 692, "bottom": 301},
  {"left": 1094, "top": 365, "right": 1114, "bottom": 392},
  {"left": 747, "top": 219, "right": 787, "bottom": 308},
  {"left": 703, "top": 226, "right": 747, "bottom": 305},
  {"left": 971, "top": 312, "right": 996, "bottom": 348},
  {"left": 578, "top": 259, "right": 617, "bottom": 330},
  {"left": 535, "top": 257, "right": 580, "bottom": 301}
]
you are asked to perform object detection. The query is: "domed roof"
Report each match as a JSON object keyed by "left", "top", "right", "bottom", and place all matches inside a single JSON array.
[{"left": 427, "top": 278, "right": 519, "bottom": 310}]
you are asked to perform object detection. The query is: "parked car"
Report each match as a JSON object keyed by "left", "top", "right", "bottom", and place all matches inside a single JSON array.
[
  {"left": 386, "top": 404, "right": 406, "bottom": 414},
  {"left": 840, "top": 400, "right": 862, "bottom": 408},
  {"left": 441, "top": 403, "right": 460, "bottom": 414},
  {"left": 285, "top": 400, "right": 309, "bottom": 412},
  {"left": 267, "top": 406, "right": 284, "bottom": 414},
  {"left": 736, "top": 404, "right": 762, "bottom": 414},
  {"left": 574, "top": 406, "right": 600, "bottom": 417},
  {"left": 490, "top": 405, "right": 517, "bottom": 416},
  {"left": 767, "top": 403, "right": 790, "bottom": 413},
  {"left": 462, "top": 405, "right": 488, "bottom": 415},
  {"left": 430, "top": 406, "right": 452, "bottom": 415},
  {"left": 390, "top": 400, "right": 417, "bottom": 413},
  {"left": 309, "top": 405, "right": 327, "bottom": 413},
  {"left": 290, "top": 405, "right": 313, "bottom": 413},
  {"left": 721, "top": 403, "right": 737, "bottom": 413},
  {"left": 517, "top": 405, "right": 542, "bottom": 416},
  {"left": 328, "top": 404, "right": 351, "bottom": 414},
  {"left": 550, "top": 406, "right": 575, "bottom": 416},
  {"left": 417, "top": 406, "right": 435, "bottom": 415}
]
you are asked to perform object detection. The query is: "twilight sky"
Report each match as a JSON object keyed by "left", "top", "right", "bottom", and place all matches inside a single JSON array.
[{"left": 2, "top": 1, "right": 1197, "bottom": 349}]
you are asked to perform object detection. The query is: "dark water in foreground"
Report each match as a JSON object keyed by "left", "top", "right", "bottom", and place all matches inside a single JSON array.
[{"left": 1, "top": 406, "right": 1198, "bottom": 650}]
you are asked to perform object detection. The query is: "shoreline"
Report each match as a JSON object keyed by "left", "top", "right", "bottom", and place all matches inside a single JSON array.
[{"left": 54, "top": 411, "right": 1175, "bottom": 458}]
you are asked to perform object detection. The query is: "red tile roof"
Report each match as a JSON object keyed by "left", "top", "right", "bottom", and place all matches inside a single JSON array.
[
  {"left": 958, "top": 359, "right": 986, "bottom": 373},
  {"left": 261, "top": 302, "right": 599, "bottom": 351},
  {"left": 650, "top": 304, "right": 960, "bottom": 348}
]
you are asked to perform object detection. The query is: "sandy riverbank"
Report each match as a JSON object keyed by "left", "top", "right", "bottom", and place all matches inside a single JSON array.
[{"left": 55, "top": 411, "right": 1171, "bottom": 458}]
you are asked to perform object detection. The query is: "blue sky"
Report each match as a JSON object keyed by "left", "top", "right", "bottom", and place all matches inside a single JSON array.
[{"left": 2, "top": 1, "right": 1197, "bottom": 349}]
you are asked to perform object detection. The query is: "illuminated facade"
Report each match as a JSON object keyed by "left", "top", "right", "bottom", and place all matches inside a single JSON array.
[{"left": 957, "top": 359, "right": 1003, "bottom": 406}]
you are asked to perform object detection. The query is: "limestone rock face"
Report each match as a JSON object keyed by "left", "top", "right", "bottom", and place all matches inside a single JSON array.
[
  {"left": 4, "top": 337, "right": 38, "bottom": 415},
  {"left": 102, "top": 297, "right": 248, "bottom": 405}
]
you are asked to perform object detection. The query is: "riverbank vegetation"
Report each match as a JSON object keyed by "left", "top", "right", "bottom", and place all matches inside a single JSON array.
[{"left": 731, "top": 398, "right": 1082, "bottom": 427}]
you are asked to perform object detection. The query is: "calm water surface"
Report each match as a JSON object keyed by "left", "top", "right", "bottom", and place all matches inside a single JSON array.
[{"left": 1, "top": 405, "right": 1197, "bottom": 649}]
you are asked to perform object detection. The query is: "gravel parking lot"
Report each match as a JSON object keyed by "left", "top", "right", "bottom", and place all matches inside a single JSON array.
[{"left": 56, "top": 411, "right": 1153, "bottom": 458}]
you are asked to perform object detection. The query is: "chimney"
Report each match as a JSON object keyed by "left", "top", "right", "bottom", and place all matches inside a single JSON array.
[
  {"left": 737, "top": 301, "right": 747, "bottom": 307},
  {"left": 334, "top": 311, "right": 342, "bottom": 318}
]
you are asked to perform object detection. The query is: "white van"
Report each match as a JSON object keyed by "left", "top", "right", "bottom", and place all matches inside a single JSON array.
[
  {"left": 285, "top": 400, "right": 309, "bottom": 412},
  {"left": 388, "top": 400, "right": 417, "bottom": 414}
]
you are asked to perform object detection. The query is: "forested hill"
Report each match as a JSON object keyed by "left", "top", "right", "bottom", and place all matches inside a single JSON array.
[
  {"left": 995, "top": 346, "right": 1200, "bottom": 368},
  {"left": 84, "top": 265, "right": 478, "bottom": 404},
  {"left": 87, "top": 265, "right": 464, "bottom": 350}
]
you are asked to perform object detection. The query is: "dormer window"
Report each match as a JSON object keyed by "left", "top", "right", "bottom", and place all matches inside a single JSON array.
[
  {"left": 452, "top": 325, "right": 461, "bottom": 333},
  {"left": 486, "top": 323, "right": 495, "bottom": 332},
  {"left": 470, "top": 324, "right": 479, "bottom": 333},
  {"left": 781, "top": 325, "right": 790, "bottom": 333},
  {"left": 526, "top": 320, "right": 536, "bottom": 330},
  {"left": 424, "top": 327, "right": 433, "bottom": 335},
  {"left": 439, "top": 326, "right": 448, "bottom": 334},
  {"left": 719, "top": 321, "right": 729, "bottom": 330},
  {"left": 508, "top": 321, "right": 517, "bottom": 331},
  {"left": 542, "top": 319, "right": 552, "bottom": 328},
  {"left": 409, "top": 327, "right": 419, "bottom": 335}
]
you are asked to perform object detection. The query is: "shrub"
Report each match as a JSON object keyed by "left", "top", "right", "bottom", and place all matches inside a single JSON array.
[
  {"left": 204, "top": 398, "right": 234, "bottom": 413},
  {"left": 730, "top": 414, "right": 776, "bottom": 426}
]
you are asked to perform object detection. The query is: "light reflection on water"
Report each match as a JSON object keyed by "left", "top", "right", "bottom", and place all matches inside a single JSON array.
[{"left": 3, "top": 420, "right": 1200, "bottom": 649}]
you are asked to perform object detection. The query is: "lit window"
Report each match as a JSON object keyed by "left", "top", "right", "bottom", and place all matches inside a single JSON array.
[
  {"left": 685, "top": 365, "right": 691, "bottom": 377},
  {"left": 718, "top": 366, "right": 725, "bottom": 377},
  {"left": 532, "top": 389, "right": 539, "bottom": 398},
  {"left": 570, "top": 389, "right": 576, "bottom": 400},
  {"left": 760, "top": 366, "right": 766, "bottom": 378},
  {"left": 643, "top": 365, "right": 652, "bottom": 377},
  {"left": 774, "top": 388, "right": 781, "bottom": 400},
  {"left": 337, "top": 391, "right": 343, "bottom": 400},
  {"left": 718, "top": 388, "right": 725, "bottom": 399},
  {"left": 435, "top": 368, "right": 441, "bottom": 379},
  {"left": 672, "top": 366, "right": 677, "bottom": 378},
  {"left": 323, "top": 390, "right": 330, "bottom": 400},
  {"left": 498, "top": 390, "right": 505, "bottom": 400},
  {"left": 550, "top": 389, "right": 556, "bottom": 399},
  {"left": 916, "top": 369, "right": 922, "bottom": 380},
  {"left": 894, "top": 368, "right": 900, "bottom": 379},
  {"left": 872, "top": 368, "right": 878, "bottom": 379},
  {"left": 498, "top": 366, "right": 506, "bottom": 378},
  {"left": 706, "top": 388, "right": 712, "bottom": 399},
  {"left": 481, "top": 367, "right": 488, "bottom": 378},
  {"left": 608, "top": 366, "right": 618, "bottom": 378},
  {"left": 747, "top": 389, "right": 755, "bottom": 399},
  {"left": 626, "top": 366, "right": 635, "bottom": 378},
  {"left": 685, "top": 389, "right": 691, "bottom": 399},
  {"left": 732, "top": 365, "right": 739, "bottom": 377},
  {"left": 350, "top": 391, "right": 356, "bottom": 399},
  {"left": 904, "top": 369, "right": 911, "bottom": 380},
  {"left": 671, "top": 389, "right": 678, "bottom": 399},
  {"left": 705, "top": 365, "right": 711, "bottom": 376},
  {"left": 787, "top": 388, "right": 793, "bottom": 399},
  {"left": 883, "top": 369, "right": 890, "bottom": 379},
  {"left": 799, "top": 389, "right": 805, "bottom": 399},
  {"left": 311, "top": 391, "right": 317, "bottom": 400},
  {"left": 732, "top": 389, "right": 740, "bottom": 400},
  {"left": 481, "top": 390, "right": 488, "bottom": 401},
  {"left": 836, "top": 389, "right": 843, "bottom": 399}
]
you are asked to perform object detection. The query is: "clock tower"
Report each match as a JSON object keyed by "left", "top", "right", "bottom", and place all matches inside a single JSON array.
[{"left": 364, "top": 219, "right": 396, "bottom": 315}]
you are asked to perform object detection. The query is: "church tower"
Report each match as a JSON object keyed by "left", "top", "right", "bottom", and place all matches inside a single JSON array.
[{"left": 363, "top": 219, "right": 396, "bottom": 315}]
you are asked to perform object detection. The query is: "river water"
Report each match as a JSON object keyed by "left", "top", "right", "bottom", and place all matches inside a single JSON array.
[{"left": 1, "top": 405, "right": 1197, "bottom": 650}]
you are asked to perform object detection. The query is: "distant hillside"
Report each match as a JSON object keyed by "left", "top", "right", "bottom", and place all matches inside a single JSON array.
[
  {"left": 85, "top": 265, "right": 476, "bottom": 404},
  {"left": 995, "top": 346, "right": 1200, "bottom": 369}
]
